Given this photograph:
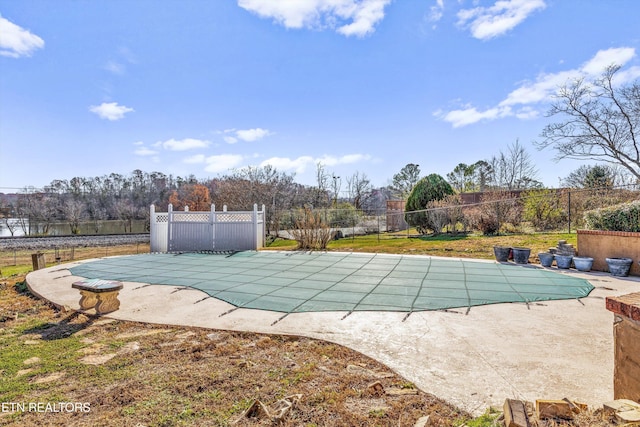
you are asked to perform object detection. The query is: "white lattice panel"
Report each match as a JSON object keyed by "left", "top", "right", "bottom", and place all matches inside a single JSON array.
[
  {"left": 154, "top": 214, "right": 169, "bottom": 223},
  {"left": 172, "top": 213, "right": 210, "bottom": 222},
  {"left": 216, "top": 213, "right": 251, "bottom": 222}
]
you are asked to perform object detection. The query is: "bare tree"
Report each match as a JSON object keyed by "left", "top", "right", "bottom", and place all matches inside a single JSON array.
[
  {"left": 488, "top": 140, "right": 540, "bottom": 189},
  {"left": 213, "top": 166, "right": 303, "bottom": 235},
  {"left": 314, "top": 162, "right": 330, "bottom": 207},
  {"left": 114, "top": 199, "right": 139, "bottom": 233},
  {"left": 15, "top": 189, "right": 58, "bottom": 235},
  {"left": 0, "top": 199, "right": 19, "bottom": 236},
  {"left": 346, "top": 171, "right": 372, "bottom": 210},
  {"left": 61, "top": 198, "right": 87, "bottom": 234},
  {"left": 537, "top": 65, "right": 640, "bottom": 181}
]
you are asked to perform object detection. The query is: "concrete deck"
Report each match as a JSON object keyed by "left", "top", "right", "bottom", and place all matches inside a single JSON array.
[{"left": 26, "top": 256, "right": 640, "bottom": 415}]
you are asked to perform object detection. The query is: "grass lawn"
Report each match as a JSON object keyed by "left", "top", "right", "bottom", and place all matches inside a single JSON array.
[{"left": 266, "top": 231, "right": 577, "bottom": 262}]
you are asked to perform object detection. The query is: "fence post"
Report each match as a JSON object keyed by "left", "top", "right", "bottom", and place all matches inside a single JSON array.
[
  {"left": 352, "top": 214, "right": 355, "bottom": 241},
  {"left": 567, "top": 190, "right": 571, "bottom": 234},
  {"left": 253, "top": 203, "right": 258, "bottom": 250},
  {"left": 211, "top": 203, "right": 216, "bottom": 251},
  {"left": 31, "top": 252, "right": 45, "bottom": 270},
  {"left": 262, "top": 204, "right": 266, "bottom": 248},
  {"left": 168, "top": 204, "right": 173, "bottom": 252},
  {"left": 150, "top": 204, "right": 156, "bottom": 252}
]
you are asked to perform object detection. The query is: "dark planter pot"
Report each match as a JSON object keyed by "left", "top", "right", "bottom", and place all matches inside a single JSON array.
[
  {"left": 606, "top": 257, "right": 633, "bottom": 277},
  {"left": 573, "top": 256, "right": 594, "bottom": 272},
  {"left": 538, "top": 252, "right": 554, "bottom": 267},
  {"left": 493, "top": 246, "right": 511, "bottom": 262},
  {"left": 512, "top": 247, "right": 531, "bottom": 264},
  {"left": 555, "top": 255, "right": 573, "bottom": 269}
]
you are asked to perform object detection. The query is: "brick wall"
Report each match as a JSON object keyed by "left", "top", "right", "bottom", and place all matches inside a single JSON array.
[
  {"left": 606, "top": 293, "right": 640, "bottom": 402},
  {"left": 577, "top": 230, "right": 640, "bottom": 276}
]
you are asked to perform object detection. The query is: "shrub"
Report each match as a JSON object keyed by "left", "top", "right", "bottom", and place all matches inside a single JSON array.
[
  {"left": 584, "top": 200, "right": 640, "bottom": 232},
  {"left": 563, "top": 187, "right": 638, "bottom": 229},
  {"left": 522, "top": 189, "right": 566, "bottom": 231},
  {"left": 405, "top": 174, "right": 454, "bottom": 234},
  {"left": 425, "top": 195, "right": 465, "bottom": 235},
  {"left": 425, "top": 200, "right": 450, "bottom": 235},
  {"left": 290, "top": 208, "right": 333, "bottom": 250},
  {"left": 468, "top": 190, "right": 521, "bottom": 235}
]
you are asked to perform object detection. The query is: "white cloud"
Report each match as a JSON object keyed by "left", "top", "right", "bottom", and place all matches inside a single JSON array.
[
  {"left": 613, "top": 65, "right": 640, "bottom": 85},
  {"left": 89, "top": 102, "right": 134, "bottom": 121},
  {"left": 428, "top": 0, "right": 445, "bottom": 23},
  {"left": 457, "top": 0, "right": 546, "bottom": 40},
  {"left": 134, "top": 147, "right": 159, "bottom": 156},
  {"left": 0, "top": 15, "right": 44, "bottom": 58},
  {"left": 437, "top": 47, "right": 638, "bottom": 127},
  {"left": 581, "top": 47, "right": 636, "bottom": 76},
  {"left": 224, "top": 136, "right": 239, "bottom": 144},
  {"left": 260, "top": 156, "right": 315, "bottom": 173},
  {"left": 204, "top": 154, "right": 244, "bottom": 173},
  {"left": 237, "top": 0, "right": 391, "bottom": 37},
  {"left": 104, "top": 60, "right": 125, "bottom": 75},
  {"left": 156, "top": 138, "right": 210, "bottom": 151},
  {"left": 498, "top": 70, "right": 577, "bottom": 106},
  {"left": 236, "top": 128, "right": 272, "bottom": 142},
  {"left": 104, "top": 47, "right": 137, "bottom": 75},
  {"left": 260, "top": 153, "right": 371, "bottom": 173},
  {"left": 221, "top": 127, "right": 272, "bottom": 143},
  {"left": 440, "top": 106, "right": 512, "bottom": 128}
]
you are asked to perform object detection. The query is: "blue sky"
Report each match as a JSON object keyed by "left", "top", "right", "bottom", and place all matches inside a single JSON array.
[{"left": 1, "top": 0, "right": 639, "bottom": 192}]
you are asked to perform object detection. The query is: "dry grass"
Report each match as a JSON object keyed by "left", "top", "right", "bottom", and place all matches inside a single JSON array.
[
  {"left": 0, "top": 244, "right": 150, "bottom": 277},
  {"left": 0, "top": 275, "right": 466, "bottom": 426}
]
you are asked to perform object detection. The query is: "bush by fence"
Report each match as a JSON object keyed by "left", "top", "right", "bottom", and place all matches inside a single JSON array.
[{"left": 584, "top": 200, "right": 640, "bottom": 232}]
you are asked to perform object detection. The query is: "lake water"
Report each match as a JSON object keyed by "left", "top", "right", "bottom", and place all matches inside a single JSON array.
[{"left": 0, "top": 219, "right": 148, "bottom": 237}]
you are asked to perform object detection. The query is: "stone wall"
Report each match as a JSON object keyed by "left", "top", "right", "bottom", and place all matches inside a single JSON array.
[
  {"left": 577, "top": 230, "right": 640, "bottom": 276},
  {"left": 606, "top": 293, "right": 640, "bottom": 402}
]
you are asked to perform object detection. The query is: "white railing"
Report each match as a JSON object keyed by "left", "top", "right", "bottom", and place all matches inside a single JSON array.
[{"left": 150, "top": 204, "right": 265, "bottom": 252}]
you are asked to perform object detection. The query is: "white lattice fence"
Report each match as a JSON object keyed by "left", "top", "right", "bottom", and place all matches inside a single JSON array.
[{"left": 150, "top": 204, "right": 265, "bottom": 252}]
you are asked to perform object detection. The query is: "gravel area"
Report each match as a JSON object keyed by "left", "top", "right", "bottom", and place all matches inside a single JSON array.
[{"left": 0, "top": 234, "right": 150, "bottom": 251}]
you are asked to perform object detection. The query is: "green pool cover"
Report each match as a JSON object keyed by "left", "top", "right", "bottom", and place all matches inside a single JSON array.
[{"left": 69, "top": 251, "right": 594, "bottom": 315}]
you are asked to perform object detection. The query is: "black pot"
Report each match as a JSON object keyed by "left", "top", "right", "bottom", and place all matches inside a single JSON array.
[
  {"left": 512, "top": 247, "right": 531, "bottom": 264},
  {"left": 493, "top": 246, "right": 511, "bottom": 262}
]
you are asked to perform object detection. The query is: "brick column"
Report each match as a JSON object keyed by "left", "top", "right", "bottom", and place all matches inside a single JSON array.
[{"left": 606, "top": 293, "right": 640, "bottom": 402}]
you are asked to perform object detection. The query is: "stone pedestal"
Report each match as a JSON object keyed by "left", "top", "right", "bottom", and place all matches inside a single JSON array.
[
  {"left": 72, "top": 279, "right": 123, "bottom": 315},
  {"left": 606, "top": 293, "right": 640, "bottom": 402}
]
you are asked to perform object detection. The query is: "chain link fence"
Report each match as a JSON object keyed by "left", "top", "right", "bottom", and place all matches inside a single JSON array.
[{"left": 271, "top": 185, "right": 640, "bottom": 241}]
